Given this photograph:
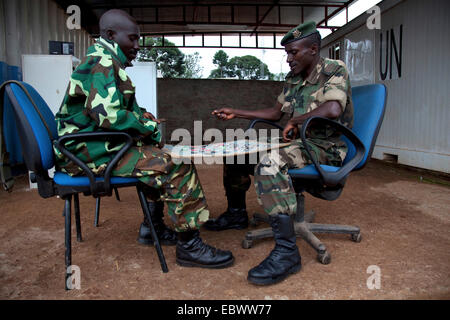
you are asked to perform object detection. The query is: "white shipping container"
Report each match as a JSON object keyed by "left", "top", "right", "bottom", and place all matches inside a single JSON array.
[{"left": 322, "top": 0, "right": 450, "bottom": 173}]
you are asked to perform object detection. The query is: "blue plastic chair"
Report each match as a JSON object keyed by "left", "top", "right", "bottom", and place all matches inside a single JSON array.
[
  {"left": 1, "top": 80, "right": 168, "bottom": 289},
  {"left": 242, "top": 84, "right": 387, "bottom": 264}
]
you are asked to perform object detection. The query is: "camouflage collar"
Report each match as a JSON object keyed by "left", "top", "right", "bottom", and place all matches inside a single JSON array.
[
  {"left": 96, "top": 37, "right": 131, "bottom": 68},
  {"left": 285, "top": 57, "right": 325, "bottom": 85},
  {"left": 305, "top": 57, "right": 325, "bottom": 84}
]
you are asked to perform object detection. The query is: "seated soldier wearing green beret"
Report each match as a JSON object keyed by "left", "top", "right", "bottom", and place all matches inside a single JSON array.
[{"left": 209, "top": 21, "right": 353, "bottom": 285}]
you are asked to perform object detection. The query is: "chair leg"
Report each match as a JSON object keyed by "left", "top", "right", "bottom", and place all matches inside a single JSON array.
[
  {"left": 64, "top": 195, "right": 72, "bottom": 290},
  {"left": 74, "top": 193, "right": 82, "bottom": 242},
  {"left": 137, "top": 186, "right": 169, "bottom": 273},
  {"left": 94, "top": 197, "right": 101, "bottom": 227},
  {"left": 114, "top": 187, "right": 121, "bottom": 201}
]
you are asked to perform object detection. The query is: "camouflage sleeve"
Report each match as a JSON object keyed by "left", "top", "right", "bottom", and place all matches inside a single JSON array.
[
  {"left": 277, "top": 87, "right": 286, "bottom": 105},
  {"left": 278, "top": 85, "right": 293, "bottom": 114},
  {"left": 86, "top": 63, "right": 160, "bottom": 142},
  {"left": 322, "top": 64, "right": 350, "bottom": 111}
]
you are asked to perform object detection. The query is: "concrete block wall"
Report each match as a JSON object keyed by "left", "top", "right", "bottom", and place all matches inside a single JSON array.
[{"left": 157, "top": 78, "right": 285, "bottom": 144}]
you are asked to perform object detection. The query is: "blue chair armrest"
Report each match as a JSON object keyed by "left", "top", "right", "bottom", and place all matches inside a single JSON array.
[
  {"left": 53, "top": 131, "right": 133, "bottom": 197},
  {"left": 300, "top": 116, "right": 365, "bottom": 187}
]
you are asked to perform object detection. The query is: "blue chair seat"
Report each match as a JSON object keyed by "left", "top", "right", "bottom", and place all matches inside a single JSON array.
[
  {"left": 288, "top": 164, "right": 340, "bottom": 178},
  {"left": 53, "top": 172, "right": 138, "bottom": 187}
]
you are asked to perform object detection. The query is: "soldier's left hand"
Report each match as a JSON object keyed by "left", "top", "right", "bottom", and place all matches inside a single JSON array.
[{"left": 143, "top": 112, "right": 160, "bottom": 123}]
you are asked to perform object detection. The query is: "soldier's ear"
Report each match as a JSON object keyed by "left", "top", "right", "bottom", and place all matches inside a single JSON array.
[
  {"left": 106, "top": 29, "right": 116, "bottom": 41},
  {"left": 310, "top": 43, "right": 319, "bottom": 56}
]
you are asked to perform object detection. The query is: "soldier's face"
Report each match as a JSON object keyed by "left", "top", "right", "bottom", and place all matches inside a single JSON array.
[
  {"left": 285, "top": 39, "right": 316, "bottom": 76},
  {"left": 109, "top": 20, "right": 140, "bottom": 61}
]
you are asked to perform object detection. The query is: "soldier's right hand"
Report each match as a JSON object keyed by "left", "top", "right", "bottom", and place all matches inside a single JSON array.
[{"left": 211, "top": 108, "right": 236, "bottom": 121}]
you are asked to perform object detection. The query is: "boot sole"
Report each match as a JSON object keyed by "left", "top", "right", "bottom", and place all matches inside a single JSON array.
[
  {"left": 247, "top": 263, "right": 302, "bottom": 286},
  {"left": 176, "top": 256, "right": 235, "bottom": 269}
]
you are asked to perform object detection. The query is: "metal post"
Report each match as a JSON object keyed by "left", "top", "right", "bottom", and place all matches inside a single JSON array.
[
  {"left": 64, "top": 195, "right": 72, "bottom": 290},
  {"left": 137, "top": 187, "right": 168, "bottom": 273},
  {"left": 94, "top": 197, "right": 100, "bottom": 227},
  {"left": 74, "top": 193, "right": 82, "bottom": 242}
]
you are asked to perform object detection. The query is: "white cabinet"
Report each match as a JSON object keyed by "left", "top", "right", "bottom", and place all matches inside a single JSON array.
[
  {"left": 22, "top": 54, "right": 74, "bottom": 114},
  {"left": 125, "top": 61, "right": 158, "bottom": 117}
]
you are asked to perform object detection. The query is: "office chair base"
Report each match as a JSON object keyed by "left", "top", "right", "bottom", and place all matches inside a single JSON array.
[{"left": 242, "top": 213, "right": 360, "bottom": 265}]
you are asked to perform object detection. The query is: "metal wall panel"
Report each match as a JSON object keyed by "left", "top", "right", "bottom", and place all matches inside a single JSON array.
[
  {"left": 0, "top": 0, "right": 92, "bottom": 68},
  {"left": 321, "top": 0, "right": 450, "bottom": 173},
  {"left": 0, "top": 0, "right": 6, "bottom": 62}
]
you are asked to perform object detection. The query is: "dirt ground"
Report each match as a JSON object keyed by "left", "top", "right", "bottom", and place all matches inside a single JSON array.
[{"left": 0, "top": 160, "right": 449, "bottom": 300}]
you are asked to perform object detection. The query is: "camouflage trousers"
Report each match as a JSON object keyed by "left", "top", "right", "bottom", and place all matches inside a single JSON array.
[
  {"left": 113, "top": 145, "right": 209, "bottom": 232},
  {"left": 225, "top": 138, "right": 346, "bottom": 216}
]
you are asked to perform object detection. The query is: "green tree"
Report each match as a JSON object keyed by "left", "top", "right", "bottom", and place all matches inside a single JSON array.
[
  {"left": 181, "top": 52, "right": 203, "bottom": 79},
  {"left": 209, "top": 50, "right": 229, "bottom": 78},
  {"left": 137, "top": 37, "right": 186, "bottom": 78},
  {"left": 209, "top": 50, "right": 274, "bottom": 80},
  {"left": 228, "top": 55, "right": 274, "bottom": 80}
]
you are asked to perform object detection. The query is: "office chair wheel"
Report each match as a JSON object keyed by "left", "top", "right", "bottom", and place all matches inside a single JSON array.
[
  {"left": 242, "top": 239, "right": 253, "bottom": 249},
  {"left": 317, "top": 251, "right": 331, "bottom": 264},
  {"left": 351, "top": 233, "right": 362, "bottom": 243}
]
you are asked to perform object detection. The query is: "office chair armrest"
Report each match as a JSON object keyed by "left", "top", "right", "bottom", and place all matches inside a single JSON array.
[
  {"left": 300, "top": 116, "right": 365, "bottom": 187},
  {"left": 246, "top": 119, "right": 284, "bottom": 131},
  {"left": 53, "top": 131, "right": 134, "bottom": 197}
]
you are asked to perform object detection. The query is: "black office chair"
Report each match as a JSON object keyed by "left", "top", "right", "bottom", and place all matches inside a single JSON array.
[
  {"left": 242, "top": 84, "right": 387, "bottom": 264},
  {"left": 1, "top": 80, "right": 168, "bottom": 289}
]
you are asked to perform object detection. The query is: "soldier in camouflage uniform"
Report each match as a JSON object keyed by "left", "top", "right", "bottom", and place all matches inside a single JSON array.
[
  {"left": 209, "top": 21, "right": 353, "bottom": 285},
  {"left": 54, "top": 9, "right": 234, "bottom": 269}
]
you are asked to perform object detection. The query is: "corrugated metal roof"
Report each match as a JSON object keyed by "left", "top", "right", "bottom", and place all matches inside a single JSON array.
[{"left": 53, "top": 0, "right": 355, "bottom": 36}]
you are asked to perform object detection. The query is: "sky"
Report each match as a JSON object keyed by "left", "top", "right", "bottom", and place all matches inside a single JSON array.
[{"left": 169, "top": 0, "right": 382, "bottom": 78}]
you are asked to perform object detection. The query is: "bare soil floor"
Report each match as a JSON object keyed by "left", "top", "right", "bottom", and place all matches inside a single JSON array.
[{"left": 0, "top": 160, "right": 449, "bottom": 300}]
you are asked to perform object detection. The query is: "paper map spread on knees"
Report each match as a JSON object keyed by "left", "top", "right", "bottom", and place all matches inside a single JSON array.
[{"left": 163, "top": 139, "right": 291, "bottom": 158}]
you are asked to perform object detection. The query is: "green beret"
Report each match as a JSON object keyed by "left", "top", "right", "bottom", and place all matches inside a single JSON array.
[{"left": 281, "top": 21, "right": 320, "bottom": 46}]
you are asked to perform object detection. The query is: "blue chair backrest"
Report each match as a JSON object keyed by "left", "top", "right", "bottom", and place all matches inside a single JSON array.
[
  {"left": 5, "top": 82, "right": 58, "bottom": 173},
  {"left": 2, "top": 62, "right": 24, "bottom": 165},
  {"left": 342, "top": 84, "right": 387, "bottom": 170}
]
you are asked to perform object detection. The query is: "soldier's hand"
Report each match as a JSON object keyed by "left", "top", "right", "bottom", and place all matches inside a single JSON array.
[
  {"left": 282, "top": 122, "right": 299, "bottom": 142},
  {"left": 211, "top": 108, "right": 236, "bottom": 121},
  {"left": 143, "top": 112, "right": 160, "bottom": 124}
]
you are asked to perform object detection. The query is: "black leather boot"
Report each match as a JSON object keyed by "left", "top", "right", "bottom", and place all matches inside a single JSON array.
[
  {"left": 203, "top": 207, "right": 249, "bottom": 231},
  {"left": 176, "top": 230, "right": 234, "bottom": 268},
  {"left": 138, "top": 201, "right": 178, "bottom": 246},
  {"left": 203, "top": 190, "right": 249, "bottom": 231},
  {"left": 247, "top": 213, "right": 301, "bottom": 285}
]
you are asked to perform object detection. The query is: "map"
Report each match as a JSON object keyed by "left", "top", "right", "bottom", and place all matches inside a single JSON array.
[{"left": 163, "top": 139, "right": 291, "bottom": 159}]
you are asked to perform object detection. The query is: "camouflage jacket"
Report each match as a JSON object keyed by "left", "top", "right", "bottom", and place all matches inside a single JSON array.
[
  {"left": 277, "top": 57, "right": 353, "bottom": 149},
  {"left": 54, "top": 38, "right": 160, "bottom": 175}
]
